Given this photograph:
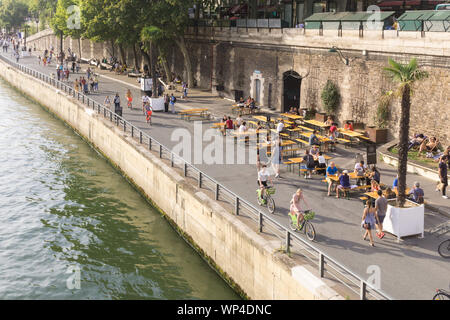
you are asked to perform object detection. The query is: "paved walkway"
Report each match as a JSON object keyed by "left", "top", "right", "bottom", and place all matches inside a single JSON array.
[{"left": 8, "top": 51, "right": 450, "bottom": 300}]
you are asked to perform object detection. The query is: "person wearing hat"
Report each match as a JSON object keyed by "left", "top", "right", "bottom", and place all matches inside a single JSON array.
[{"left": 336, "top": 170, "right": 351, "bottom": 198}]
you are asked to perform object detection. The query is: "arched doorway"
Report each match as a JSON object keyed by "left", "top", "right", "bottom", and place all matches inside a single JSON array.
[{"left": 283, "top": 71, "right": 302, "bottom": 113}]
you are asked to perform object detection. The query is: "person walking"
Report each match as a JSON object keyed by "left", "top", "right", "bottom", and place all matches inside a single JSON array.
[
  {"left": 170, "top": 93, "right": 176, "bottom": 114},
  {"left": 303, "top": 149, "right": 315, "bottom": 179},
  {"left": 74, "top": 78, "right": 79, "bottom": 93},
  {"left": 104, "top": 96, "right": 111, "bottom": 109},
  {"left": 438, "top": 155, "right": 448, "bottom": 199},
  {"left": 93, "top": 75, "right": 99, "bottom": 92},
  {"left": 113, "top": 93, "right": 121, "bottom": 117},
  {"left": 126, "top": 89, "right": 133, "bottom": 109},
  {"left": 375, "top": 189, "right": 387, "bottom": 239},
  {"left": 362, "top": 200, "right": 378, "bottom": 247},
  {"left": 163, "top": 93, "right": 169, "bottom": 112},
  {"left": 271, "top": 137, "right": 282, "bottom": 179}
]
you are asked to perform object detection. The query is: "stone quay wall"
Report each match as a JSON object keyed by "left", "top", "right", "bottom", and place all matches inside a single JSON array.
[{"left": 0, "top": 58, "right": 343, "bottom": 300}]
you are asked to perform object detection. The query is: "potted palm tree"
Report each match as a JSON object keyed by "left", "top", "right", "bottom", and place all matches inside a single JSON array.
[{"left": 382, "top": 58, "right": 429, "bottom": 242}]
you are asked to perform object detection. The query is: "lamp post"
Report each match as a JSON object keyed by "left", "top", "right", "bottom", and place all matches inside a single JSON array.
[{"left": 329, "top": 46, "right": 349, "bottom": 66}]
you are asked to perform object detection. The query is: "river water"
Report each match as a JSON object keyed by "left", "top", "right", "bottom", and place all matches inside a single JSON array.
[{"left": 0, "top": 79, "right": 239, "bottom": 300}]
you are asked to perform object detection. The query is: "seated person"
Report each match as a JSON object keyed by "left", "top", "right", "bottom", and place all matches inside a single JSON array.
[
  {"left": 385, "top": 187, "right": 397, "bottom": 200},
  {"left": 329, "top": 123, "right": 338, "bottom": 141},
  {"left": 316, "top": 151, "right": 327, "bottom": 174},
  {"left": 354, "top": 160, "right": 368, "bottom": 185},
  {"left": 249, "top": 98, "right": 257, "bottom": 113},
  {"left": 238, "top": 97, "right": 245, "bottom": 106},
  {"left": 293, "top": 107, "right": 300, "bottom": 115},
  {"left": 309, "top": 130, "right": 320, "bottom": 147},
  {"left": 367, "top": 166, "right": 381, "bottom": 184},
  {"left": 409, "top": 182, "right": 424, "bottom": 204},
  {"left": 336, "top": 170, "right": 351, "bottom": 198},
  {"left": 344, "top": 121, "right": 354, "bottom": 131},
  {"left": 408, "top": 133, "right": 425, "bottom": 151},
  {"left": 371, "top": 179, "right": 380, "bottom": 192},
  {"left": 288, "top": 107, "right": 295, "bottom": 114},
  {"left": 244, "top": 96, "right": 252, "bottom": 108},
  {"left": 419, "top": 137, "right": 440, "bottom": 154},
  {"left": 324, "top": 116, "right": 333, "bottom": 127}
]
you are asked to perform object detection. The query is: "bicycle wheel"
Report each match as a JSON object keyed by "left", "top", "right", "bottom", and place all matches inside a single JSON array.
[
  {"left": 289, "top": 217, "right": 297, "bottom": 231},
  {"left": 266, "top": 196, "right": 275, "bottom": 214},
  {"left": 438, "top": 239, "right": 450, "bottom": 258},
  {"left": 304, "top": 221, "right": 316, "bottom": 241},
  {"left": 433, "top": 292, "right": 450, "bottom": 300}
]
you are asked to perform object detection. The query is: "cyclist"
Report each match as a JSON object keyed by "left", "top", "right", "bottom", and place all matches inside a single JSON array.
[
  {"left": 289, "top": 188, "right": 310, "bottom": 228},
  {"left": 142, "top": 94, "right": 150, "bottom": 115},
  {"left": 144, "top": 102, "right": 153, "bottom": 125},
  {"left": 126, "top": 89, "right": 133, "bottom": 109},
  {"left": 257, "top": 164, "right": 272, "bottom": 204}
]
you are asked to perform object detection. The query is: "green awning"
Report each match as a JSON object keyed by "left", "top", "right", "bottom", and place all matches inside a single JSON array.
[{"left": 398, "top": 10, "right": 450, "bottom": 31}]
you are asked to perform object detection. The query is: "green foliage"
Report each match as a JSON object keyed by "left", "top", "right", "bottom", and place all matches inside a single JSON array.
[
  {"left": 0, "top": 0, "right": 29, "bottom": 31},
  {"left": 375, "top": 91, "right": 392, "bottom": 129},
  {"left": 320, "top": 80, "right": 340, "bottom": 115}
]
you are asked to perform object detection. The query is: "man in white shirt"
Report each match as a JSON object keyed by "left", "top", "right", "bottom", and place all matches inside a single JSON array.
[
  {"left": 142, "top": 94, "right": 150, "bottom": 114},
  {"left": 257, "top": 164, "right": 273, "bottom": 204},
  {"left": 236, "top": 115, "right": 243, "bottom": 128},
  {"left": 276, "top": 120, "right": 285, "bottom": 134},
  {"left": 354, "top": 160, "right": 368, "bottom": 185}
]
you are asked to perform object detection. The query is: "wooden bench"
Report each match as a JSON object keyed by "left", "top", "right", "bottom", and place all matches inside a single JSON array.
[
  {"left": 179, "top": 109, "right": 211, "bottom": 121},
  {"left": 298, "top": 125, "right": 314, "bottom": 132},
  {"left": 295, "top": 138, "right": 309, "bottom": 146},
  {"left": 128, "top": 72, "right": 142, "bottom": 78}
]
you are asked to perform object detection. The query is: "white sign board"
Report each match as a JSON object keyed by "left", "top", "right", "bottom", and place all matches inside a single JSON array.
[{"left": 140, "top": 78, "right": 153, "bottom": 91}]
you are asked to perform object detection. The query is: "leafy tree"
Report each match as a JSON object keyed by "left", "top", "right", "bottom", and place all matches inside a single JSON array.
[
  {"left": 0, "top": 0, "right": 29, "bottom": 32},
  {"left": 384, "top": 58, "right": 428, "bottom": 207}
]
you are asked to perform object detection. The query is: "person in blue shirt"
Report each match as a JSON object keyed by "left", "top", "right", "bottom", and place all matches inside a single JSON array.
[
  {"left": 409, "top": 181, "right": 425, "bottom": 204},
  {"left": 393, "top": 175, "right": 398, "bottom": 191},
  {"left": 326, "top": 162, "right": 339, "bottom": 196},
  {"left": 336, "top": 170, "right": 351, "bottom": 198},
  {"left": 309, "top": 130, "right": 320, "bottom": 147}
]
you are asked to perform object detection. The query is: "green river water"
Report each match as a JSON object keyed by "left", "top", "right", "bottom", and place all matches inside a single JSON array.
[{"left": 0, "top": 78, "right": 239, "bottom": 300}]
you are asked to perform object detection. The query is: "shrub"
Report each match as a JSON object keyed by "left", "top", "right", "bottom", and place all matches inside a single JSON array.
[{"left": 321, "top": 80, "right": 340, "bottom": 115}]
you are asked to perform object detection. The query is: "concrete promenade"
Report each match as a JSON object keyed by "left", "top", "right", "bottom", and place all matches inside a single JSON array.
[{"left": 7, "top": 51, "right": 449, "bottom": 300}]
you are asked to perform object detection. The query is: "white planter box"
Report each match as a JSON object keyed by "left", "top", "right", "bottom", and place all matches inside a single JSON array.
[
  {"left": 383, "top": 200, "right": 424, "bottom": 242},
  {"left": 149, "top": 97, "right": 164, "bottom": 111}
]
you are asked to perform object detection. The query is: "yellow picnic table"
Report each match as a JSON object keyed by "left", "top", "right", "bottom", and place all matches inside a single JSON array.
[
  {"left": 179, "top": 108, "right": 210, "bottom": 120},
  {"left": 253, "top": 115, "right": 276, "bottom": 123},
  {"left": 338, "top": 128, "right": 364, "bottom": 138},
  {"left": 280, "top": 113, "right": 304, "bottom": 120},
  {"left": 232, "top": 129, "right": 267, "bottom": 137},
  {"left": 259, "top": 140, "right": 296, "bottom": 148},
  {"left": 304, "top": 119, "right": 330, "bottom": 130}
]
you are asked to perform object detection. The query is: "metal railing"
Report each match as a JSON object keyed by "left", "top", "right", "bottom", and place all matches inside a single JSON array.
[{"left": 0, "top": 53, "right": 393, "bottom": 300}]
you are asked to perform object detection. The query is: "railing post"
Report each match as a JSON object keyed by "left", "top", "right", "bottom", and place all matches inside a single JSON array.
[
  {"left": 198, "top": 172, "right": 202, "bottom": 188},
  {"left": 149, "top": 138, "right": 152, "bottom": 150},
  {"left": 215, "top": 183, "right": 219, "bottom": 200},
  {"left": 159, "top": 145, "right": 163, "bottom": 158},
  {"left": 235, "top": 197, "right": 240, "bottom": 215},
  {"left": 184, "top": 162, "right": 188, "bottom": 176},
  {"left": 319, "top": 253, "right": 325, "bottom": 278},
  {"left": 360, "top": 280, "right": 367, "bottom": 300},
  {"left": 110, "top": 111, "right": 113, "bottom": 122},
  {"left": 131, "top": 126, "right": 134, "bottom": 137},
  {"left": 123, "top": 121, "right": 126, "bottom": 132},
  {"left": 139, "top": 131, "right": 143, "bottom": 144},
  {"left": 259, "top": 212, "right": 263, "bottom": 232},
  {"left": 285, "top": 230, "right": 291, "bottom": 253}
]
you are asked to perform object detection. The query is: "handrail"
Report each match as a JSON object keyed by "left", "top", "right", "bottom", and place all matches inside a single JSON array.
[{"left": 0, "top": 52, "right": 393, "bottom": 300}]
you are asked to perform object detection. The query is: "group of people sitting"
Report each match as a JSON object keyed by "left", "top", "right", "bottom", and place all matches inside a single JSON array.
[
  {"left": 408, "top": 133, "right": 442, "bottom": 156},
  {"left": 236, "top": 96, "right": 258, "bottom": 114}
]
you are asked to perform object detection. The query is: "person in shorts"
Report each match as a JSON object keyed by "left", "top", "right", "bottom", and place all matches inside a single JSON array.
[{"left": 375, "top": 190, "right": 388, "bottom": 239}]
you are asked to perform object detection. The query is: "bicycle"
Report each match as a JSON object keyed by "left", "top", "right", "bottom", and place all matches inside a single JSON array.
[
  {"left": 127, "top": 98, "right": 133, "bottom": 110},
  {"left": 438, "top": 239, "right": 450, "bottom": 258},
  {"left": 256, "top": 186, "right": 275, "bottom": 214},
  {"left": 288, "top": 210, "right": 316, "bottom": 241},
  {"left": 433, "top": 288, "right": 450, "bottom": 300}
]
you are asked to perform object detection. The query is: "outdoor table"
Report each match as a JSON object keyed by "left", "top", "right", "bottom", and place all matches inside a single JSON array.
[
  {"left": 303, "top": 119, "right": 330, "bottom": 132},
  {"left": 259, "top": 140, "right": 296, "bottom": 148},
  {"left": 280, "top": 113, "right": 304, "bottom": 121},
  {"left": 338, "top": 128, "right": 363, "bottom": 138},
  {"left": 288, "top": 157, "right": 304, "bottom": 176},
  {"left": 179, "top": 108, "right": 210, "bottom": 120},
  {"left": 364, "top": 188, "right": 411, "bottom": 199}
]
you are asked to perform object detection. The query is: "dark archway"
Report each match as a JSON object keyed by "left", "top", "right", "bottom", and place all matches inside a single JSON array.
[{"left": 283, "top": 71, "right": 302, "bottom": 113}]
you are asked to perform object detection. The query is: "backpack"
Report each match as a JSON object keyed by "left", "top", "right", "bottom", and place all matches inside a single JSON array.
[{"left": 172, "top": 97, "right": 177, "bottom": 103}]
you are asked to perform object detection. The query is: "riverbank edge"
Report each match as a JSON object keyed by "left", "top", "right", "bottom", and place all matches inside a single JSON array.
[{"left": 0, "top": 60, "right": 343, "bottom": 300}]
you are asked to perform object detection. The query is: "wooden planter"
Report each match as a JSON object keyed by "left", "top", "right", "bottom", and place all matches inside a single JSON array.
[
  {"left": 366, "top": 126, "right": 388, "bottom": 144},
  {"left": 315, "top": 112, "right": 328, "bottom": 122}
]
